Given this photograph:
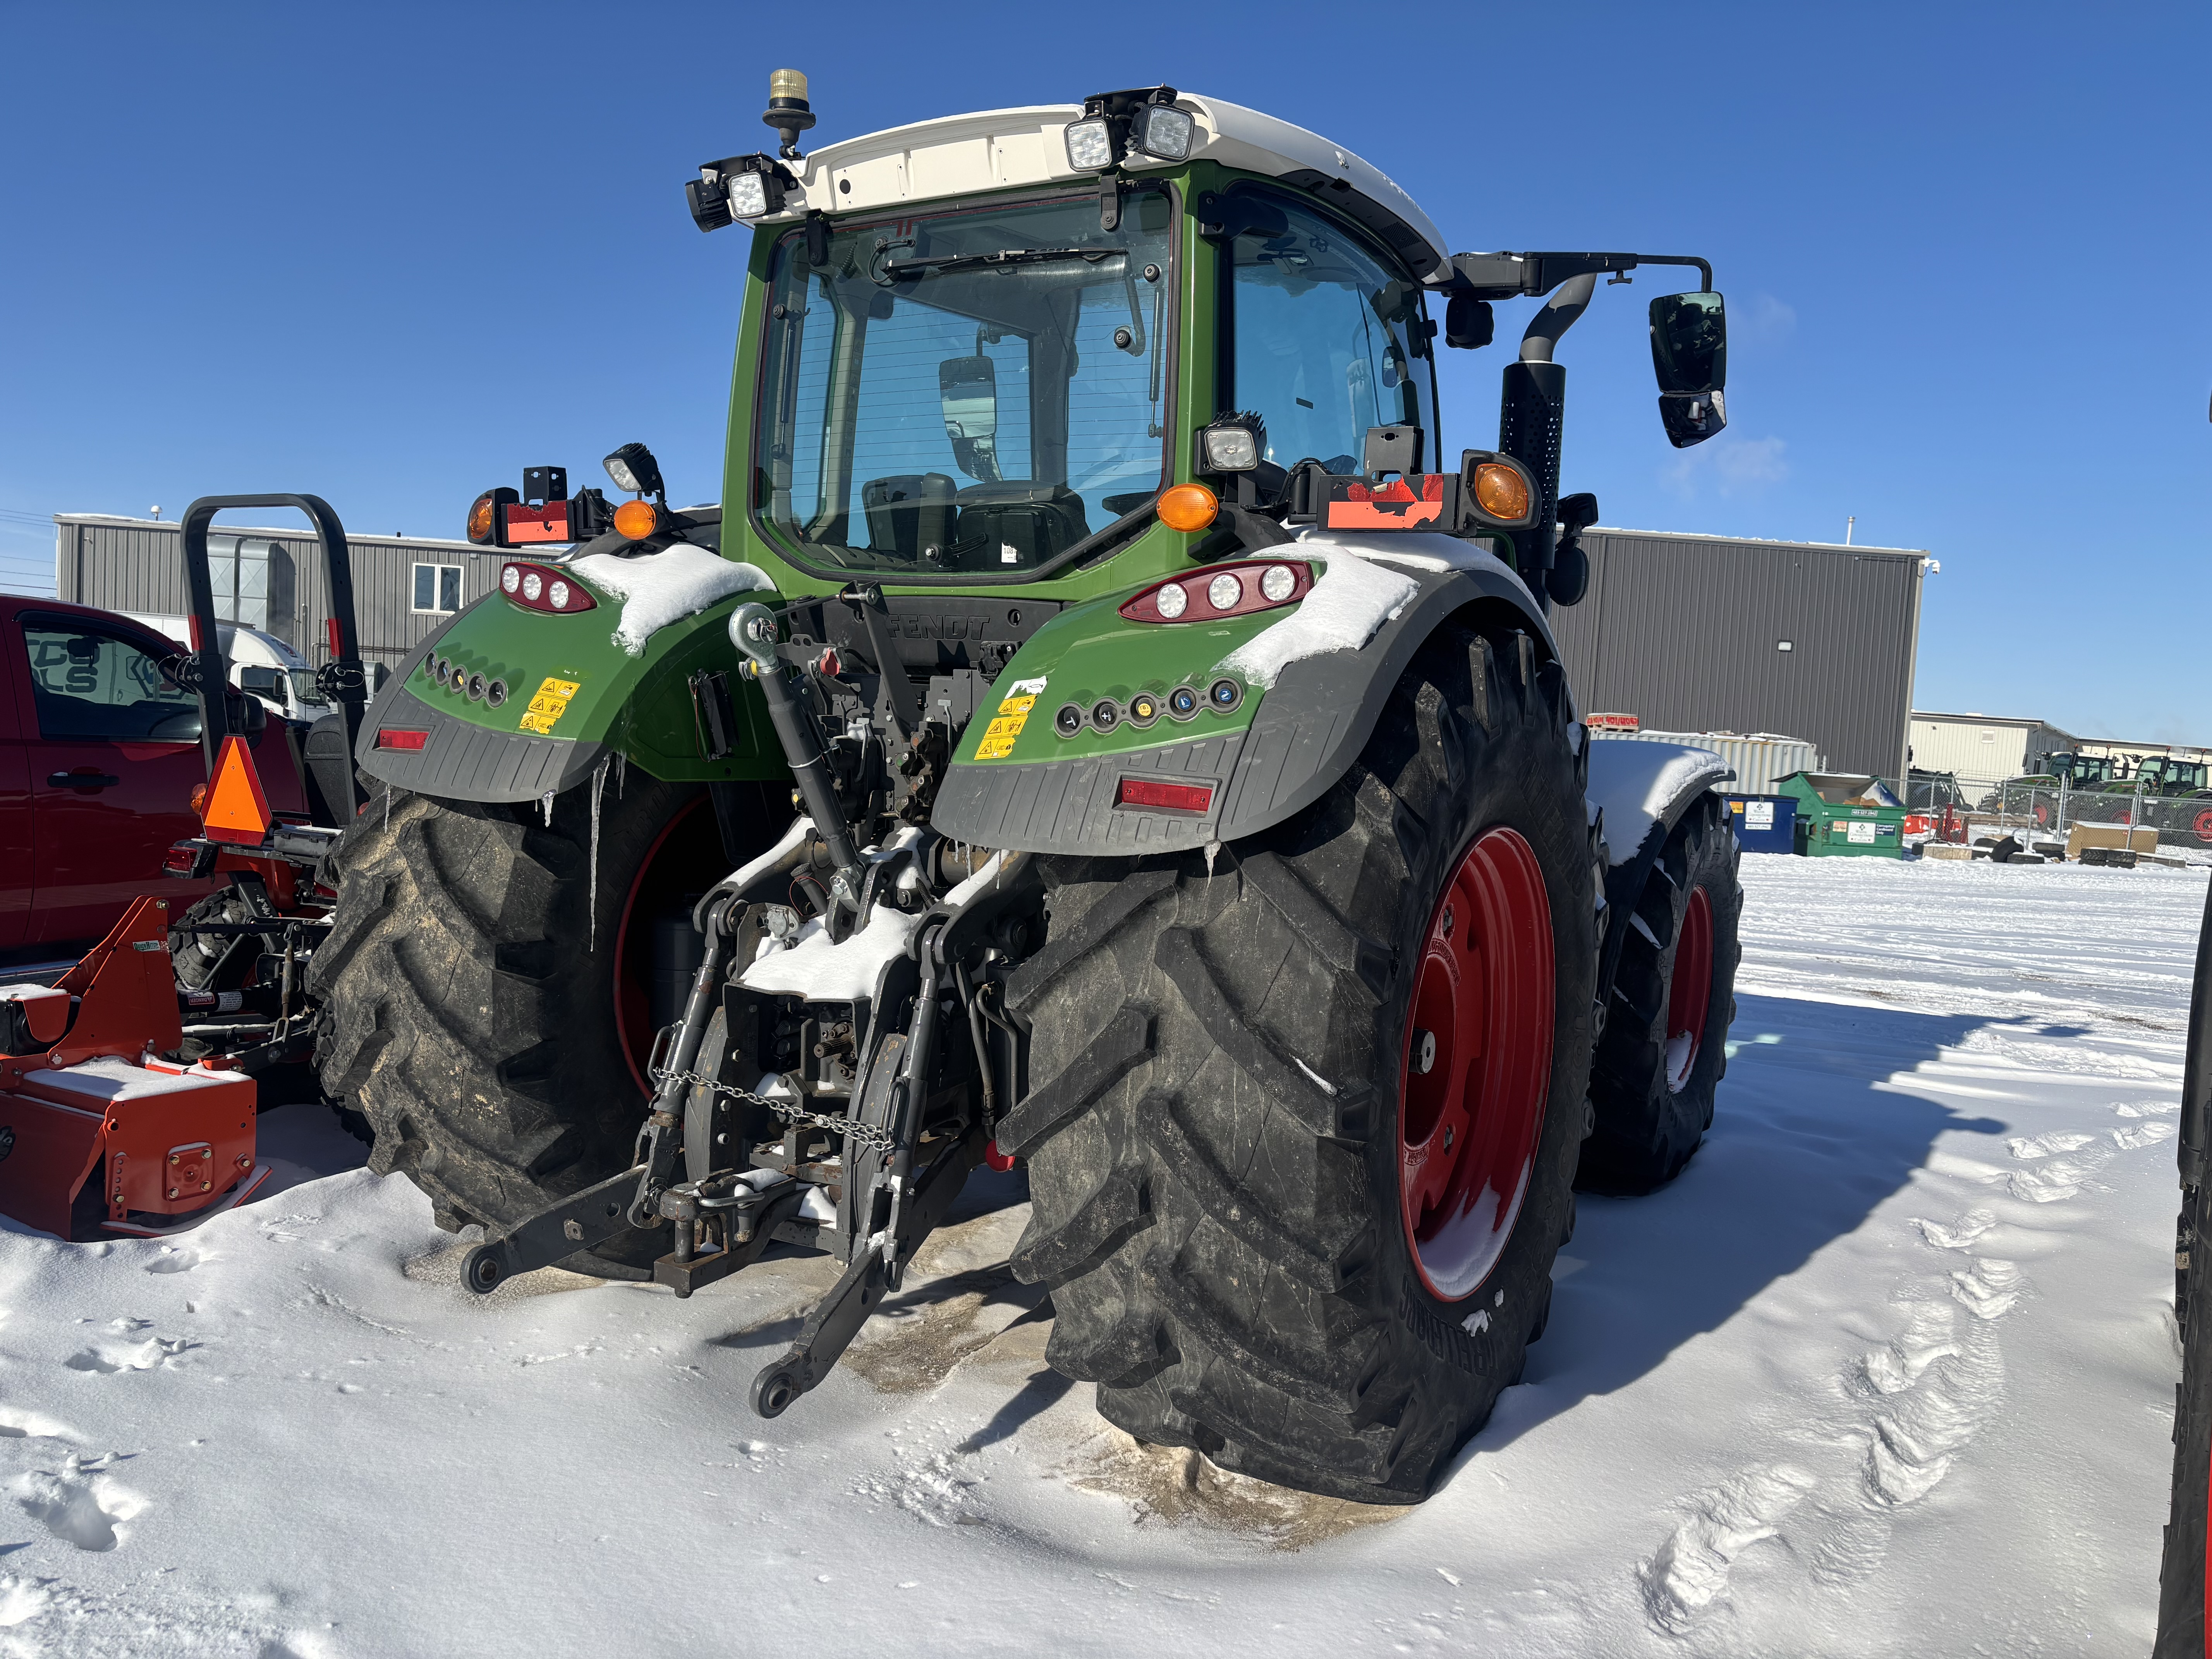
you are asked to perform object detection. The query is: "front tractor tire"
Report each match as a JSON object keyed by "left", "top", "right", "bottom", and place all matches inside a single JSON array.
[
  {"left": 1576, "top": 801, "right": 1742, "bottom": 1194},
  {"left": 309, "top": 774, "right": 750, "bottom": 1277},
  {"left": 999, "top": 622, "right": 1599, "bottom": 1503}
]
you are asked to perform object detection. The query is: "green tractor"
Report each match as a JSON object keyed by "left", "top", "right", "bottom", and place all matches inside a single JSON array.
[{"left": 312, "top": 76, "right": 1744, "bottom": 1503}]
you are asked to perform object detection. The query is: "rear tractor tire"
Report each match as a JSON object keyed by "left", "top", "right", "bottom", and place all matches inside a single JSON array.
[
  {"left": 999, "top": 622, "right": 1599, "bottom": 1503},
  {"left": 1577, "top": 800, "right": 1741, "bottom": 1195},
  {"left": 308, "top": 773, "right": 755, "bottom": 1278}
]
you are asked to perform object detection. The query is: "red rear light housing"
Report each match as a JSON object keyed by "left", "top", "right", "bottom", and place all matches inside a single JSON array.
[
  {"left": 500, "top": 562, "right": 597, "bottom": 613},
  {"left": 1119, "top": 561, "right": 1313, "bottom": 624},
  {"left": 1115, "top": 777, "right": 1215, "bottom": 815},
  {"left": 376, "top": 728, "right": 429, "bottom": 752}
]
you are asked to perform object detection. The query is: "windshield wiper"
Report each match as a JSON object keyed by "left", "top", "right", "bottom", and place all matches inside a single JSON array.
[{"left": 880, "top": 246, "right": 1121, "bottom": 279}]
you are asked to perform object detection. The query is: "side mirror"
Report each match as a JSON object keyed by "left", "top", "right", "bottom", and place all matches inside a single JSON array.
[
  {"left": 1657, "top": 390, "right": 1727, "bottom": 448},
  {"left": 1649, "top": 291, "right": 1727, "bottom": 394},
  {"left": 239, "top": 665, "right": 285, "bottom": 702},
  {"left": 1649, "top": 291, "right": 1728, "bottom": 448},
  {"left": 938, "top": 355, "right": 1000, "bottom": 483}
]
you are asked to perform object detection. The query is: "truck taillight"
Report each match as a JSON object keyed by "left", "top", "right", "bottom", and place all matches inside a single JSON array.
[
  {"left": 500, "top": 563, "right": 597, "bottom": 613},
  {"left": 1116, "top": 778, "right": 1215, "bottom": 814},
  {"left": 376, "top": 729, "right": 428, "bottom": 751},
  {"left": 1119, "top": 561, "right": 1313, "bottom": 624}
]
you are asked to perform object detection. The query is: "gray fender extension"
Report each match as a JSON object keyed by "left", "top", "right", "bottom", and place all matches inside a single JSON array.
[
  {"left": 1583, "top": 738, "right": 1732, "bottom": 1003},
  {"left": 930, "top": 564, "right": 1554, "bottom": 856}
]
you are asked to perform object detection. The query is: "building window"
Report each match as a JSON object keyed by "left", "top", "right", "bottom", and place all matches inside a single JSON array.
[{"left": 412, "top": 563, "right": 463, "bottom": 614}]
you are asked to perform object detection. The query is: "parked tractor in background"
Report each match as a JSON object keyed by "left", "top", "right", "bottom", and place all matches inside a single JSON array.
[{"left": 314, "top": 77, "right": 1744, "bottom": 1503}]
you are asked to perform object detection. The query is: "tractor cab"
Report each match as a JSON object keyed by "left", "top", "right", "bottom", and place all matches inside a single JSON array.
[
  {"left": 2033, "top": 752, "right": 2118, "bottom": 790},
  {"left": 2136, "top": 756, "right": 2209, "bottom": 795}
]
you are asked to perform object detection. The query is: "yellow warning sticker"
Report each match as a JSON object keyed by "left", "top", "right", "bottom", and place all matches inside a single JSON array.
[
  {"left": 518, "top": 676, "right": 581, "bottom": 736},
  {"left": 973, "top": 677, "right": 1044, "bottom": 761}
]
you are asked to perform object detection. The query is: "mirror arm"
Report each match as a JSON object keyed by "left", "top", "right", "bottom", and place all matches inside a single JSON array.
[
  {"left": 1519, "top": 273, "right": 1598, "bottom": 364},
  {"left": 1443, "top": 251, "right": 1714, "bottom": 301}
]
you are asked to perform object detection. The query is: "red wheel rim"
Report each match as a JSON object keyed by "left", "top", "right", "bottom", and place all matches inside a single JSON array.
[
  {"left": 2194, "top": 808, "right": 2212, "bottom": 845},
  {"left": 612, "top": 794, "right": 712, "bottom": 1097},
  {"left": 1664, "top": 885, "right": 1714, "bottom": 1094},
  {"left": 1397, "top": 826, "right": 1553, "bottom": 1302}
]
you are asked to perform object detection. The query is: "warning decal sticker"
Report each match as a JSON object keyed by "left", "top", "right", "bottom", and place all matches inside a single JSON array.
[
  {"left": 974, "top": 682, "right": 1042, "bottom": 761},
  {"left": 519, "top": 677, "right": 581, "bottom": 736}
]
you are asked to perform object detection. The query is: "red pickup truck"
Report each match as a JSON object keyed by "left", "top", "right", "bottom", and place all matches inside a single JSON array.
[{"left": 0, "top": 592, "right": 309, "bottom": 966}]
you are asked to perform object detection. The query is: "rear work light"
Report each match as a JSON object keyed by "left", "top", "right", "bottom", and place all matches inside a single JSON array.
[
  {"left": 1116, "top": 777, "right": 1215, "bottom": 814},
  {"left": 1119, "top": 561, "right": 1313, "bottom": 624},
  {"left": 500, "top": 562, "right": 596, "bottom": 613},
  {"left": 376, "top": 728, "right": 429, "bottom": 752}
]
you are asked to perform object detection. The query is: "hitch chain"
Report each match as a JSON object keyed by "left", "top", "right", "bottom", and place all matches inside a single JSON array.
[{"left": 650, "top": 1065, "right": 898, "bottom": 1157}]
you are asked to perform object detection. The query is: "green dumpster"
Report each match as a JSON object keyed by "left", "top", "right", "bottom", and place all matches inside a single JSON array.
[{"left": 1777, "top": 771, "right": 1908, "bottom": 858}]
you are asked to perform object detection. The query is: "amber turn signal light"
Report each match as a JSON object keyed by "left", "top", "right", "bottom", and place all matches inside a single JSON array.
[
  {"left": 1471, "top": 462, "right": 1531, "bottom": 523},
  {"left": 613, "top": 498, "right": 662, "bottom": 540},
  {"left": 1156, "top": 483, "right": 1219, "bottom": 534}
]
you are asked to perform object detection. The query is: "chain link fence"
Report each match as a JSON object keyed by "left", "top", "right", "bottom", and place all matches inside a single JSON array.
[{"left": 1906, "top": 769, "right": 2212, "bottom": 852}]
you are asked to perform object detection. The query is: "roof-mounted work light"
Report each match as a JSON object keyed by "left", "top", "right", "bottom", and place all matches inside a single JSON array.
[
  {"left": 1127, "top": 102, "right": 1194, "bottom": 161},
  {"left": 1064, "top": 86, "right": 1187, "bottom": 173},
  {"left": 686, "top": 149, "right": 799, "bottom": 232}
]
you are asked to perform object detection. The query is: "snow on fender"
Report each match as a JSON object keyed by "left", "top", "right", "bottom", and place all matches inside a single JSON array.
[
  {"left": 569, "top": 544, "right": 776, "bottom": 656},
  {"left": 1584, "top": 738, "right": 1732, "bottom": 867}
]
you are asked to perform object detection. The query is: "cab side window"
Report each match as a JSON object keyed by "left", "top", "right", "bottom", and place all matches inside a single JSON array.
[
  {"left": 1226, "top": 196, "right": 1436, "bottom": 472},
  {"left": 22, "top": 621, "right": 201, "bottom": 742}
]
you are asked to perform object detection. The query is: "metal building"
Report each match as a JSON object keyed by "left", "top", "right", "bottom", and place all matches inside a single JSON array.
[
  {"left": 50, "top": 513, "right": 503, "bottom": 674},
  {"left": 1907, "top": 711, "right": 2077, "bottom": 787},
  {"left": 1549, "top": 528, "right": 1932, "bottom": 783}
]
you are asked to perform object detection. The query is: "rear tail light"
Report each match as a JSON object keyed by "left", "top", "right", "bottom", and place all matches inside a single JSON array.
[
  {"left": 1120, "top": 561, "right": 1312, "bottom": 623},
  {"left": 376, "top": 728, "right": 429, "bottom": 751},
  {"left": 1116, "top": 778, "right": 1215, "bottom": 814},
  {"left": 501, "top": 562, "right": 597, "bottom": 613},
  {"left": 163, "top": 845, "right": 198, "bottom": 876}
]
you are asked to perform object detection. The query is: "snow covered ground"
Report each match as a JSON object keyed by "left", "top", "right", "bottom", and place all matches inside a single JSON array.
[{"left": 0, "top": 852, "right": 2202, "bottom": 1657}]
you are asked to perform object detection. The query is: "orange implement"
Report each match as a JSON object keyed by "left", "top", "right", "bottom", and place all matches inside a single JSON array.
[{"left": 0, "top": 897, "right": 264, "bottom": 1240}]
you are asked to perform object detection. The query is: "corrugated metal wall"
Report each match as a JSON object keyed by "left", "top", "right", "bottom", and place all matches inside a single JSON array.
[
  {"left": 1549, "top": 529, "right": 1927, "bottom": 781},
  {"left": 53, "top": 516, "right": 505, "bottom": 668}
]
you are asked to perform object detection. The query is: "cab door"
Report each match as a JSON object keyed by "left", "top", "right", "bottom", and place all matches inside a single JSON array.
[
  {"left": 15, "top": 611, "right": 211, "bottom": 947},
  {"left": 0, "top": 607, "right": 31, "bottom": 951}
]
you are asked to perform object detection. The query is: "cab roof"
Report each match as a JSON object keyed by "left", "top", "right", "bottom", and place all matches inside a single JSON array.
[{"left": 773, "top": 94, "right": 1451, "bottom": 283}]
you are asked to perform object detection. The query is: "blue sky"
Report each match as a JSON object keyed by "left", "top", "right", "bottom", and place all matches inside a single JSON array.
[{"left": 2, "top": 2, "right": 2205, "bottom": 743}]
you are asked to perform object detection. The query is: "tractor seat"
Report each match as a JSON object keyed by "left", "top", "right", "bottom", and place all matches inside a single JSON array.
[{"left": 861, "top": 473, "right": 957, "bottom": 563}]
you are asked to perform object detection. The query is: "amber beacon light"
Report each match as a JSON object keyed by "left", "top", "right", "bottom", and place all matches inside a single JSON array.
[{"left": 1156, "top": 483, "right": 1219, "bottom": 533}]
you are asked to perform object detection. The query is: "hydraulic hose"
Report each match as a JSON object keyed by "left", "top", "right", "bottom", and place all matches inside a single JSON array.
[{"left": 729, "top": 603, "right": 866, "bottom": 909}]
